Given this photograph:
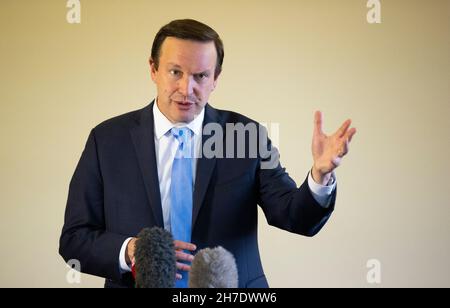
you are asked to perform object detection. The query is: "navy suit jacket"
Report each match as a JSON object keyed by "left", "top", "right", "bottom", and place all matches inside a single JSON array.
[{"left": 59, "top": 101, "right": 336, "bottom": 288}]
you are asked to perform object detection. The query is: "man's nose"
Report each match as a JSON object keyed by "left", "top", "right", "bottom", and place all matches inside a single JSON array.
[{"left": 178, "top": 76, "right": 194, "bottom": 97}]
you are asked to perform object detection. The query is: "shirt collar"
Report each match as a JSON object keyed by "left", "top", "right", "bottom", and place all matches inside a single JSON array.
[{"left": 153, "top": 99, "right": 205, "bottom": 140}]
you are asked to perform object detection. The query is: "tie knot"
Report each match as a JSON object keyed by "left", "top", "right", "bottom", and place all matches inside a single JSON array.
[
  {"left": 171, "top": 127, "right": 192, "bottom": 141},
  {"left": 171, "top": 127, "right": 194, "bottom": 159}
]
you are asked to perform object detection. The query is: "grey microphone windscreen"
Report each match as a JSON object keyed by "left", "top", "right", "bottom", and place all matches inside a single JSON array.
[
  {"left": 189, "top": 246, "right": 238, "bottom": 288},
  {"left": 134, "top": 227, "right": 176, "bottom": 288}
]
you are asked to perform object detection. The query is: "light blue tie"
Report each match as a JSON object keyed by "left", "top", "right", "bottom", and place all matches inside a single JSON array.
[{"left": 170, "top": 127, "right": 194, "bottom": 288}]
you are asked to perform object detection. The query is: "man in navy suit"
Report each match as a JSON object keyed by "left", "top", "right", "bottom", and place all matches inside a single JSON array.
[{"left": 59, "top": 19, "right": 356, "bottom": 288}]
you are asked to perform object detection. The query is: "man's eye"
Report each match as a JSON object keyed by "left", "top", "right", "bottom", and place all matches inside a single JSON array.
[
  {"left": 170, "top": 70, "right": 181, "bottom": 76},
  {"left": 196, "top": 73, "right": 208, "bottom": 80}
]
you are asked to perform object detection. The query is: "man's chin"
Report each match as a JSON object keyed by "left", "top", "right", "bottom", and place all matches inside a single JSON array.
[{"left": 172, "top": 112, "right": 195, "bottom": 123}]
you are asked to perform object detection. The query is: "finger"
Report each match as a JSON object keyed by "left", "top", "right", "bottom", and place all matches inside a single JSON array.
[
  {"left": 336, "top": 119, "right": 351, "bottom": 138},
  {"left": 173, "top": 240, "right": 196, "bottom": 252},
  {"left": 339, "top": 139, "right": 349, "bottom": 157},
  {"left": 314, "top": 111, "right": 323, "bottom": 135},
  {"left": 346, "top": 127, "right": 357, "bottom": 143},
  {"left": 176, "top": 262, "right": 191, "bottom": 272},
  {"left": 175, "top": 250, "right": 194, "bottom": 262},
  {"left": 176, "top": 273, "right": 182, "bottom": 280}
]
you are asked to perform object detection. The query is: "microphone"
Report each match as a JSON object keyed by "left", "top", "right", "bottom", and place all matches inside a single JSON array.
[
  {"left": 189, "top": 246, "right": 238, "bottom": 288},
  {"left": 134, "top": 227, "right": 177, "bottom": 288}
]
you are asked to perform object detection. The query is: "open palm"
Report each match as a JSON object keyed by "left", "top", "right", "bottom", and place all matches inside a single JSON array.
[{"left": 312, "top": 111, "right": 356, "bottom": 183}]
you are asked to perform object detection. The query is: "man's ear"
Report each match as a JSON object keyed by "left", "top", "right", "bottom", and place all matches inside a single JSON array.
[{"left": 149, "top": 58, "right": 157, "bottom": 82}]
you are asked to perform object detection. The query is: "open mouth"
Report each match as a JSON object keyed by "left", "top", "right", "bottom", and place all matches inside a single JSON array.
[{"left": 175, "top": 101, "right": 194, "bottom": 110}]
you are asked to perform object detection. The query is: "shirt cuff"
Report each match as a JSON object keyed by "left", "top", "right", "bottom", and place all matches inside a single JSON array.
[
  {"left": 307, "top": 171, "right": 337, "bottom": 209},
  {"left": 119, "top": 237, "right": 133, "bottom": 273}
]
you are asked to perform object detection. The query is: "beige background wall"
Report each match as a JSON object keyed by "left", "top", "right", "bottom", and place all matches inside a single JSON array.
[{"left": 1, "top": 0, "right": 449, "bottom": 287}]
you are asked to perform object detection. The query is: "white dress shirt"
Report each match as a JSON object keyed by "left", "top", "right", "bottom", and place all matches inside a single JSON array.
[{"left": 119, "top": 101, "right": 336, "bottom": 272}]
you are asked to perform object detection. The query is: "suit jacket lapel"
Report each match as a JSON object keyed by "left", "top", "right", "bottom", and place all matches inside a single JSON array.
[
  {"left": 192, "top": 104, "right": 220, "bottom": 229},
  {"left": 129, "top": 101, "right": 164, "bottom": 227}
]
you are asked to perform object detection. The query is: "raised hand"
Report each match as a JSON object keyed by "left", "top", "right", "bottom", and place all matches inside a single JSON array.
[{"left": 311, "top": 111, "right": 357, "bottom": 185}]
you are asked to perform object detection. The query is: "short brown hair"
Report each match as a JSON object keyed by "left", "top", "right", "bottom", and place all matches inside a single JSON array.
[{"left": 151, "top": 19, "right": 224, "bottom": 79}]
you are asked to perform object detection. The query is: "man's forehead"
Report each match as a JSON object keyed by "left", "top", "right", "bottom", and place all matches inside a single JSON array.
[
  {"left": 161, "top": 36, "right": 215, "bottom": 50},
  {"left": 159, "top": 37, "right": 216, "bottom": 71}
]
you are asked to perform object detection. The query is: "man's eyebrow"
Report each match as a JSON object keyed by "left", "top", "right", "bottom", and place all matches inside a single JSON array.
[
  {"left": 166, "top": 63, "right": 212, "bottom": 74},
  {"left": 194, "top": 69, "right": 212, "bottom": 75},
  {"left": 167, "top": 62, "right": 182, "bottom": 68}
]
